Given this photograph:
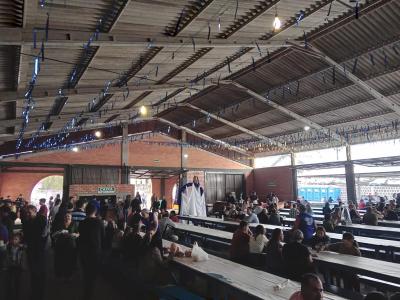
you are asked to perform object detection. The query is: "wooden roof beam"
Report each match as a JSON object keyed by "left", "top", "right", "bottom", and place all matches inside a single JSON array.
[
  {"left": 157, "top": 117, "right": 251, "bottom": 156},
  {"left": 184, "top": 103, "right": 285, "bottom": 149},
  {"left": 0, "top": 28, "right": 294, "bottom": 49},
  {"left": 310, "top": 44, "right": 400, "bottom": 117},
  {"left": 231, "top": 82, "right": 345, "bottom": 144},
  {"left": 0, "top": 79, "right": 224, "bottom": 103}
]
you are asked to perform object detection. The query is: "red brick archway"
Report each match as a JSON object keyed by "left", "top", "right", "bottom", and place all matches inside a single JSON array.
[{"left": 0, "top": 168, "right": 64, "bottom": 201}]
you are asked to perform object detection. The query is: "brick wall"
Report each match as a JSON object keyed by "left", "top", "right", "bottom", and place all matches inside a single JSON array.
[
  {"left": 0, "top": 172, "right": 63, "bottom": 201},
  {"left": 251, "top": 166, "right": 294, "bottom": 202},
  {"left": 69, "top": 184, "right": 135, "bottom": 199}
]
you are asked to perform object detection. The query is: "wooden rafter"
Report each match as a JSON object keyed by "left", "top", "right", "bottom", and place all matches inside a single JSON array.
[
  {"left": 165, "top": 0, "right": 215, "bottom": 37},
  {"left": 217, "top": 0, "right": 281, "bottom": 39}
]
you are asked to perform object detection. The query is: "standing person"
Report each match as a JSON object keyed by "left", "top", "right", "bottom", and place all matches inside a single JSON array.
[
  {"left": 4, "top": 233, "right": 25, "bottom": 300},
  {"left": 131, "top": 193, "right": 142, "bottom": 213},
  {"left": 22, "top": 205, "right": 47, "bottom": 300},
  {"left": 71, "top": 199, "right": 86, "bottom": 230},
  {"left": 48, "top": 196, "right": 54, "bottom": 212},
  {"left": 159, "top": 195, "right": 168, "bottom": 212},
  {"left": 293, "top": 204, "right": 316, "bottom": 243},
  {"left": 49, "top": 197, "right": 61, "bottom": 223},
  {"left": 150, "top": 194, "right": 160, "bottom": 212},
  {"left": 282, "top": 230, "right": 315, "bottom": 281},
  {"left": 38, "top": 198, "right": 48, "bottom": 218},
  {"left": 78, "top": 203, "right": 105, "bottom": 300},
  {"left": 230, "top": 221, "right": 252, "bottom": 264},
  {"left": 52, "top": 213, "right": 78, "bottom": 279}
]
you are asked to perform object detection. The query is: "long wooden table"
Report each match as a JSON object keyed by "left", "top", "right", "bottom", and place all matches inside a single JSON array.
[
  {"left": 163, "top": 239, "right": 345, "bottom": 300},
  {"left": 169, "top": 224, "right": 400, "bottom": 290},
  {"left": 279, "top": 211, "right": 400, "bottom": 228},
  {"left": 178, "top": 216, "right": 400, "bottom": 261}
]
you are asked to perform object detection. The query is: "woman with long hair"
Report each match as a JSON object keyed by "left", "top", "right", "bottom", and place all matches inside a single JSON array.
[{"left": 265, "top": 228, "right": 284, "bottom": 276}]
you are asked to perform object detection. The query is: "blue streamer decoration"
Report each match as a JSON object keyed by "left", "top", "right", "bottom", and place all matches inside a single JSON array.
[
  {"left": 175, "top": 9, "right": 184, "bottom": 36},
  {"left": 41, "top": 41, "right": 45, "bottom": 62},
  {"left": 296, "top": 10, "right": 305, "bottom": 26},
  {"left": 355, "top": 1, "right": 359, "bottom": 19},
  {"left": 369, "top": 53, "right": 375, "bottom": 65},
  {"left": 255, "top": 42, "right": 262, "bottom": 57},
  {"left": 33, "top": 29, "right": 37, "bottom": 49},
  {"left": 192, "top": 37, "right": 196, "bottom": 52},
  {"left": 234, "top": 0, "right": 239, "bottom": 20},
  {"left": 327, "top": 1, "right": 333, "bottom": 17},
  {"left": 393, "top": 44, "right": 399, "bottom": 55},
  {"left": 303, "top": 31, "right": 308, "bottom": 49},
  {"left": 383, "top": 49, "right": 388, "bottom": 68},
  {"left": 45, "top": 13, "right": 49, "bottom": 41},
  {"left": 352, "top": 58, "right": 358, "bottom": 74}
]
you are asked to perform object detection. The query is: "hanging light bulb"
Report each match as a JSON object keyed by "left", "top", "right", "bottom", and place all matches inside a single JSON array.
[
  {"left": 72, "top": 146, "right": 79, "bottom": 152},
  {"left": 273, "top": 5, "right": 281, "bottom": 31},
  {"left": 94, "top": 130, "right": 102, "bottom": 138},
  {"left": 273, "top": 14, "right": 281, "bottom": 30},
  {"left": 304, "top": 125, "right": 310, "bottom": 131},
  {"left": 140, "top": 105, "right": 147, "bottom": 116}
]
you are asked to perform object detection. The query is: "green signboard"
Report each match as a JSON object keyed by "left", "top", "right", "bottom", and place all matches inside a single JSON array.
[{"left": 98, "top": 186, "right": 116, "bottom": 194}]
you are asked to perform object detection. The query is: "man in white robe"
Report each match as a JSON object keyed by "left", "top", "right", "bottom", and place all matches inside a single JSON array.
[{"left": 178, "top": 176, "right": 206, "bottom": 217}]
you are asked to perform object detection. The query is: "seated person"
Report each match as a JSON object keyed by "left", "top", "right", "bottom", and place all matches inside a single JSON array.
[
  {"left": 310, "top": 226, "right": 330, "bottom": 251},
  {"left": 289, "top": 273, "right": 323, "bottom": 300},
  {"left": 267, "top": 208, "right": 282, "bottom": 226},
  {"left": 322, "top": 214, "right": 335, "bottom": 232},
  {"left": 244, "top": 208, "right": 259, "bottom": 224},
  {"left": 265, "top": 228, "right": 284, "bottom": 276},
  {"left": 364, "top": 291, "right": 387, "bottom": 300},
  {"left": 223, "top": 203, "right": 238, "bottom": 219},
  {"left": 169, "top": 210, "right": 179, "bottom": 223},
  {"left": 289, "top": 203, "right": 299, "bottom": 218},
  {"left": 230, "top": 221, "right": 252, "bottom": 263},
  {"left": 326, "top": 232, "right": 361, "bottom": 256},
  {"left": 363, "top": 206, "right": 378, "bottom": 226},
  {"left": 327, "top": 232, "right": 361, "bottom": 292},
  {"left": 158, "top": 212, "right": 177, "bottom": 241},
  {"left": 293, "top": 204, "right": 316, "bottom": 242},
  {"left": 384, "top": 205, "right": 399, "bottom": 221},
  {"left": 282, "top": 229, "right": 315, "bottom": 281},
  {"left": 249, "top": 225, "right": 268, "bottom": 254},
  {"left": 322, "top": 202, "right": 331, "bottom": 216},
  {"left": 257, "top": 209, "right": 269, "bottom": 224},
  {"left": 349, "top": 204, "right": 362, "bottom": 222},
  {"left": 330, "top": 207, "right": 342, "bottom": 226}
]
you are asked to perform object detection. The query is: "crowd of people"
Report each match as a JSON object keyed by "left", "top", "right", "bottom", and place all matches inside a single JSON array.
[{"left": 0, "top": 193, "right": 180, "bottom": 300}]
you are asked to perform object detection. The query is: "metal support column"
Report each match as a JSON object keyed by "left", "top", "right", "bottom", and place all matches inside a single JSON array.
[
  {"left": 291, "top": 152, "right": 298, "bottom": 201},
  {"left": 62, "top": 165, "right": 71, "bottom": 201},
  {"left": 121, "top": 122, "right": 129, "bottom": 166},
  {"left": 345, "top": 145, "right": 356, "bottom": 204}
]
